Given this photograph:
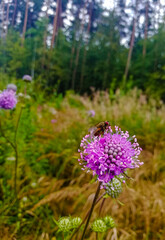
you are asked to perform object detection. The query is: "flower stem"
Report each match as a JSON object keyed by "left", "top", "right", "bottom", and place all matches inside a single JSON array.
[
  {"left": 96, "top": 232, "right": 98, "bottom": 240},
  {"left": 81, "top": 182, "right": 101, "bottom": 240},
  {"left": 67, "top": 192, "right": 105, "bottom": 240},
  {"left": 14, "top": 107, "right": 23, "bottom": 197},
  {"left": 0, "top": 118, "right": 15, "bottom": 149}
]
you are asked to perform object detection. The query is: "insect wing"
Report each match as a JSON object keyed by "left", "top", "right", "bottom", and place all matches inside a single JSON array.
[{"left": 88, "top": 126, "right": 97, "bottom": 135}]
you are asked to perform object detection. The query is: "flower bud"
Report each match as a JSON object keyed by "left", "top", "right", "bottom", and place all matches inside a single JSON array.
[
  {"left": 91, "top": 219, "right": 107, "bottom": 233},
  {"left": 22, "top": 75, "right": 32, "bottom": 82},
  {"left": 103, "top": 216, "right": 115, "bottom": 229},
  {"left": 58, "top": 217, "right": 72, "bottom": 233},
  {"left": 7, "top": 84, "right": 17, "bottom": 92},
  {"left": 71, "top": 217, "right": 82, "bottom": 229},
  {"left": 105, "top": 177, "right": 122, "bottom": 198}
]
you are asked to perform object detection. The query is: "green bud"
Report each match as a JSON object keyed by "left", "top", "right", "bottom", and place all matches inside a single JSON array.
[
  {"left": 58, "top": 217, "right": 72, "bottom": 233},
  {"left": 105, "top": 177, "right": 122, "bottom": 198},
  {"left": 91, "top": 219, "right": 107, "bottom": 233},
  {"left": 18, "top": 213, "right": 22, "bottom": 218},
  {"left": 103, "top": 216, "right": 115, "bottom": 229},
  {"left": 71, "top": 217, "right": 82, "bottom": 229}
]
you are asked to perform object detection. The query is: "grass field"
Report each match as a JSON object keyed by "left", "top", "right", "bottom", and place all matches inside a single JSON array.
[{"left": 0, "top": 86, "right": 165, "bottom": 240}]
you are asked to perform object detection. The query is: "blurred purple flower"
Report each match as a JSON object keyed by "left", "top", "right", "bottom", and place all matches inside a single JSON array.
[
  {"left": 0, "top": 89, "right": 17, "bottom": 110},
  {"left": 87, "top": 110, "right": 95, "bottom": 118},
  {"left": 7, "top": 84, "right": 17, "bottom": 92},
  {"left": 51, "top": 119, "right": 57, "bottom": 124},
  {"left": 78, "top": 126, "right": 143, "bottom": 184},
  {"left": 22, "top": 75, "right": 32, "bottom": 82}
]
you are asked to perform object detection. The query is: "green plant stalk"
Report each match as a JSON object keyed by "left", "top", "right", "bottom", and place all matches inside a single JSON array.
[
  {"left": 68, "top": 191, "right": 105, "bottom": 240},
  {"left": 0, "top": 106, "right": 23, "bottom": 197},
  {"left": 14, "top": 106, "right": 23, "bottom": 196},
  {"left": 0, "top": 118, "right": 15, "bottom": 149},
  {"left": 96, "top": 232, "right": 98, "bottom": 240},
  {"left": 81, "top": 182, "right": 101, "bottom": 240}
]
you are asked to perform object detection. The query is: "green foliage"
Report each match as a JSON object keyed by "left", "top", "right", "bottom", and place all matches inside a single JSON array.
[{"left": 0, "top": 13, "right": 165, "bottom": 99}]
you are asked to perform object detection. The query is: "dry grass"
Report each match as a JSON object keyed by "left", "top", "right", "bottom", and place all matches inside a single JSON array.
[{"left": 0, "top": 89, "right": 165, "bottom": 239}]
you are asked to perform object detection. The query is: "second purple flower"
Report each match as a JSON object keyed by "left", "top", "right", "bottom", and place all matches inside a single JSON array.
[{"left": 0, "top": 89, "right": 17, "bottom": 110}]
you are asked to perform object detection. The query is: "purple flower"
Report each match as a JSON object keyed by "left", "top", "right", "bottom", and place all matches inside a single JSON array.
[
  {"left": 78, "top": 126, "right": 143, "bottom": 184},
  {"left": 7, "top": 84, "right": 17, "bottom": 92},
  {"left": 87, "top": 110, "right": 95, "bottom": 118},
  {"left": 51, "top": 119, "right": 57, "bottom": 124},
  {"left": 0, "top": 89, "right": 17, "bottom": 110},
  {"left": 22, "top": 75, "right": 32, "bottom": 82}
]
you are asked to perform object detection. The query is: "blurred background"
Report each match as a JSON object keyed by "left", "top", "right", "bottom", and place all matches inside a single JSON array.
[{"left": 0, "top": 0, "right": 165, "bottom": 239}]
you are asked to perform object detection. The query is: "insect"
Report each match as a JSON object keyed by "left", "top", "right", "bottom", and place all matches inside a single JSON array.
[{"left": 89, "top": 121, "right": 110, "bottom": 137}]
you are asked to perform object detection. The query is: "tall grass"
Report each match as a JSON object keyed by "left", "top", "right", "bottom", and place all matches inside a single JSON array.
[{"left": 0, "top": 87, "right": 165, "bottom": 239}]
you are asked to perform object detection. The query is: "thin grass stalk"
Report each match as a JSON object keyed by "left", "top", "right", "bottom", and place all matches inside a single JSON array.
[
  {"left": 81, "top": 182, "right": 102, "bottom": 240},
  {"left": 14, "top": 107, "right": 23, "bottom": 196},
  {"left": 99, "top": 198, "right": 106, "bottom": 217}
]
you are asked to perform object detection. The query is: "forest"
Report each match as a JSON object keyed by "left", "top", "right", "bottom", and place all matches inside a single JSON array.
[
  {"left": 0, "top": 0, "right": 165, "bottom": 240},
  {"left": 0, "top": 0, "right": 165, "bottom": 99}
]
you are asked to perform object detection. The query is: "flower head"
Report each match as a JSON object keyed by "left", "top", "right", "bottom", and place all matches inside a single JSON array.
[
  {"left": 7, "top": 84, "right": 17, "bottom": 92},
  {"left": 22, "top": 75, "right": 32, "bottom": 82},
  {"left": 103, "top": 216, "right": 115, "bottom": 229},
  {"left": 71, "top": 217, "right": 82, "bottom": 229},
  {"left": 78, "top": 125, "right": 143, "bottom": 184},
  {"left": 0, "top": 89, "right": 17, "bottom": 110},
  {"left": 105, "top": 177, "right": 123, "bottom": 198},
  {"left": 91, "top": 219, "right": 107, "bottom": 232},
  {"left": 51, "top": 119, "right": 57, "bottom": 124},
  {"left": 87, "top": 110, "right": 95, "bottom": 118},
  {"left": 58, "top": 217, "right": 72, "bottom": 233}
]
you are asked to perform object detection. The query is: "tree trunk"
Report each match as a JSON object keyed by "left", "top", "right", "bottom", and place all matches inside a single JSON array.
[
  {"left": 142, "top": 1, "right": 148, "bottom": 57},
  {"left": 12, "top": 0, "right": 17, "bottom": 27},
  {"left": 80, "top": 1, "right": 93, "bottom": 90},
  {"left": 1, "top": 1, "right": 5, "bottom": 37},
  {"left": 22, "top": 0, "right": 29, "bottom": 45},
  {"left": 5, "top": 1, "right": 9, "bottom": 36},
  {"left": 51, "top": 0, "right": 61, "bottom": 49},
  {"left": 124, "top": 0, "right": 138, "bottom": 84},
  {"left": 42, "top": 0, "right": 51, "bottom": 69},
  {"left": 43, "top": 0, "right": 51, "bottom": 48},
  {"left": 70, "top": 3, "right": 82, "bottom": 70},
  {"left": 71, "top": 1, "right": 87, "bottom": 90}
]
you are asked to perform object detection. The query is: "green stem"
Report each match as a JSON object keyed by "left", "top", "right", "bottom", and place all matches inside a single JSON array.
[
  {"left": 68, "top": 191, "right": 105, "bottom": 240},
  {"left": 62, "top": 233, "right": 65, "bottom": 240},
  {"left": 96, "top": 232, "right": 98, "bottom": 240},
  {"left": 81, "top": 182, "right": 101, "bottom": 240},
  {"left": 0, "top": 118, "right": 15, "bottom": 149},
  {"left": 14, "top": 107, "right": 23, "bottom": 196}
]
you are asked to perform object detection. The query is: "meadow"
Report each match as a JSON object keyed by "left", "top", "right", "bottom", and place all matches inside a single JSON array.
[{"left": 0, "top": 81, "right": 165, "bottom": 240}]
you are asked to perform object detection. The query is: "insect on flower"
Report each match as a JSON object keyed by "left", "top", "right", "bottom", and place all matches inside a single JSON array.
[
  {"left": 89, "top": 121, "right": 110, "bottom": 137},
  {"left": 79, "top": 125, "right": 143, "bottom": 184}
]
